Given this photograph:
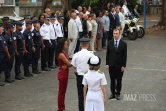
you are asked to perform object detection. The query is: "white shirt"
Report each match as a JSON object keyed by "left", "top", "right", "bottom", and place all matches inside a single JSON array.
[
  {"left": 82, "top": 70, "right": 107, "bottom": 91},
  {"left": 40, "top": 23, "right": 51, "bottom": 41},
  {"left": 122, "top": 5, "right": 130, "bottom": 16},
  {"left": 119, "top": 12, "right": 125, "bottom": 27},
  {"left": 114, "top": 38, "right": 120, "bottom": 47},
  {"left": 87, "top": 20, "right": 92, "bottom": 31},
  {"left": 71, "top": 49, "right": 94, "bottom": 75},
  {"left": 50, "top": 22, "right": 57, "bottom": 40},
  {"left": 76, "top": 16, "right": 83, "bottom": 32},
  {"left": 86, "top": 11, "right": 90, "bottom": 15},
  {"left": 55, "top": 21, "right": 64, "bottom": 38}
]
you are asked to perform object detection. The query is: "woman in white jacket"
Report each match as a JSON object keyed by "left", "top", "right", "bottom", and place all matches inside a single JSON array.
[{"left": 82, "top": 56, "right": 107, "bottom": 111}]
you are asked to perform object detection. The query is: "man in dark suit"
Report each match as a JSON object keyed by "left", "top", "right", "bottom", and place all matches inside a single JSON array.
[
  {"left": 108, "top": 7, "right": 116, "bottom": 41},
  {"left": 82, "top": 14, "right": 89, "bottom": 38},
  {"left": 106, "top": 29, "right": 127, "bottom": 100}
]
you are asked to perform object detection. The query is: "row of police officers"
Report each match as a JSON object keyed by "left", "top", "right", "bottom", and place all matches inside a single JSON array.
[{"left": 0, "top": 15, "right": 64, "bottom": 86}]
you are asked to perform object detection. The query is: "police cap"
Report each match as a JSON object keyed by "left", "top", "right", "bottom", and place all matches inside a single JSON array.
[
  {"left": 79, "top": 37, "right": 90, "bottom": 43},
  {"left": 57, "top": 16, "right": 64, "bottom": 20},
  {"left": 50, "top": 16, "right": 56, "bottom": 20},
  {"left": 26, "top": 21, "right": 32, "bottom": 25},
  {"left": 24, "top": 15, "right": 31, "bottom": 19},
  {"left": 7, "top": 23, "right": 14, "bottom": 28},
  {"left": 32, "top": 20, "right": 39, "bottom": 24},
  {"left": 15, "top": 22, "right": 23, "bottom": 26},
  {"left": 44, "top": 17, "right": 50, "bottom": 20},
  {"left": 2, "top": 17, "right": 9, "bottom": 21}
]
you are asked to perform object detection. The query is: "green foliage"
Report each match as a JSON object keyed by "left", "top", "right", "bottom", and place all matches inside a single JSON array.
[{"left": 83, "top": 0, "right": 99, "bottom": 5}]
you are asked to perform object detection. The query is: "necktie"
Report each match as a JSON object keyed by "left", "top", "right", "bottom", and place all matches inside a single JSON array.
[
  {"left": 60, "top": 24, "right": 64, "bottom": 35},
  {"left": 115, "top": 40, "right": 118, "bottom": 51},
  {"left": 53, "top": 24, "right": 57, "bottom": 37}
]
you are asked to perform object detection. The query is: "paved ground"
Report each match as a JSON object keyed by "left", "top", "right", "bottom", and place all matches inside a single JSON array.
[{"left": 0, "top": 20, "right": 166, "bottom": 111}]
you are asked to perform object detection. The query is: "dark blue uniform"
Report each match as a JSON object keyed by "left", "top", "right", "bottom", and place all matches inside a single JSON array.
[
  {"left": 13, "top": 30, "right": 25, "bottom": 78},
  {"left": 4, "top": 33, "right": 15, "bottom": 81},
  {"left": 32, "top": 29, "right": 41, "bottom": 73},
  {"left": 0, "top": 34, "right": 6, "bottom": 72},
  {"left": 23, "top": 29, "right": 33, "bottom": 74}
]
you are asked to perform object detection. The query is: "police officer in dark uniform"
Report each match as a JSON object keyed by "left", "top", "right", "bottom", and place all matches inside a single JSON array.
[
  {"left": 23, "top": 21, "right": 34, "bottom": 77},
  {"left": 32, "top": 20, "right": 41, "bottom": 74},
  {"left": 2, "top": 17, "right": 9, "bottom": 35},
  {"left": 3, "top": 23, "right": 15, "bottom": 83},
  {"left": 0, "top": 23, "right": 11, "bottom": 86},
  {"left": 13, "top": 22, "right": 28, "bottom": 80}
]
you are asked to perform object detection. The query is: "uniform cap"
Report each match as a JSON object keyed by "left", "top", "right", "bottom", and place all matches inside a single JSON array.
[
  {"left": 7, "top": 23, "right": 14, "bottom": 28},
  {"left": 26, "top": 21, "right": 32, "bottom": 25},
  {"left": 79, "top": 37, "right": 90, "bottom": 43},
  {"left": 2, "top": 17, "right": 9, "bottom": 21},
  {"left": 88, "top": 56, "right": 101, "bottom": 66},
  {"left": 50, "top": 16, "right": 56, "bottom": 20},
  {"left": 57, "top": 16, "right": 64, "bottom": 20},
  {"left": 15, "top": 22, "right": 23, "bottom": 26},
  {"left": 32, "top": 20, "right": 39, "bottom": 24},
  {"left": 24, "top": 15, "right": 31, "bottom": 19},
  {"left": 44, "top": 17, "right": 50, "bottom": 20}
]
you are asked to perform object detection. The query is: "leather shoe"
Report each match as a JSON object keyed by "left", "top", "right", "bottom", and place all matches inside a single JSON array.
[
  {"left": 109, "top": 94, "right": 115, "bottom": 99},
  {"left": 42, "top": 68, "right": 51, "bottom": 71},
  {"left": 48, "top": 66, "right": 56, "bottom": 69},
  {"left": 24, "top": 72, "right": 31, "bottom": 77},
  {"left": 115, "top": 95, "right": 121, "bottom": 100},
  {"left": 15, "top": 76, "right": 22, "bottom": 80},
  {"left": 5, "top": 78, "right": 15, "bottom": 83},
  {"left": 0, "top": 83, "right": 5, "bottom": 86}
]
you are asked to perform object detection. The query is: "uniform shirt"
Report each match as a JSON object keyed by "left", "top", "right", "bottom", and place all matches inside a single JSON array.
[
  {"left": 23, "top": 29, "right": 33, "bottom": 45},
  {"left": 4, "top": 33, "right": 14, "bottom": 52},
  {"left": 13, "top": 30, "right": 25, "bottom": 50},
  {"left": 76, "top": 16, "right": 83, "bottom": 32},
  {"left": 71, "top": 49, "right": 94, "bottom": 75},
  {"left": 32, "top": 29, "right": 42, "bottom": 45},
  {"left": 0, "top": 34, "right": 6, "bottom": 51},
  {"left": 82, "top": 70, "right": 107, "bottom": 91},
  {"left": 40, "top": 23, "right": 51, "bottom": 41},
  {"left": 21, "top": 21, "right": 34, "bottom": 33},
  {"left": 122, "top": 5, "right": 130, "bottom": 16},
  {"left": 119, "top": 12, "right": 125, "bottom": 27},
  {"left": 55, "top": 21, "right": 64, "bottom": 38},
  {"left": 50, "top": 22, "right": 57, "bottom": 40},
  {"left": 102, "top": 15, "right": 110, "bottom": 31}
]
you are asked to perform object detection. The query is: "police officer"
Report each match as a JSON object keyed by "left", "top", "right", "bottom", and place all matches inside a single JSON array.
[
  {"left": 2, "top": 17, "right": 9, "bottom": 35},
  {"left": 55, "top": 16, "right": 64, "bottom": 42},
  {"left": 3, "top": 23, "right": 15, "bottom": 83},
  {"left": 48, "top": 16, "right": 57, "bottom": 69},
  {"left": 13, "top": 22, "right": 28, "bottom": 80},
  {"left": 23, "top": 21, "right": 34, "bottom": 77},
  {"left": 21, "top": 15, "right": 31, "bottom": 33},
  {"left": 40, "top": 17, "right": 51, "bottom": 71},
  {"left": 0, "top": 23, "right": 11, "bottom": 86},
  {"left": 32, "top": 20, "right": 42, "bottom": 74},
  {"left": 71, "top": 38, "right": 95, "bottom": 111}
]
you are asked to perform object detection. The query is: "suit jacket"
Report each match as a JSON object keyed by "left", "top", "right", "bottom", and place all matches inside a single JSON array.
[
  {"left": 82, "top": 18, "right": 88, "bottom": 37},
  {"left": 106, "top": 39, "right": 127, "bottom": 67},
  {"left": 108, "top": 13, "right": 116, "bottom": 30},
  {"left": 68, "top": 18, "right": 78, "bottom": 39}
]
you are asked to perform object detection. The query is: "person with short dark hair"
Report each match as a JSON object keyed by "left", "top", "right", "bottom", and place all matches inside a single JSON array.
[
  {"left": 56, "top": 38, "right": 72, "bottom": 111},
  {"left": 2, "top": 17, "right": 9, "bottom": 35},
  {"left": 106, "top": 29, "right": 127, "bottom": 100}
]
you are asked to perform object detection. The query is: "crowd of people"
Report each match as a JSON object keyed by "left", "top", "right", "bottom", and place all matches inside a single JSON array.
[{"left": 0, "top": 1, "right": 132, "bottom": 111}]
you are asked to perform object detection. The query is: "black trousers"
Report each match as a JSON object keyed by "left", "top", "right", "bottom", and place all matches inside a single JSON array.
[
  {"left": 48, "top": 40, "right": 56, "bottom": 67},
  {"left": 0, "top": 52, "right": 5, "bottom": 72},
  {"left": 109, "top": 66, "right": 123, "bottom": 95},
  {"left": 75, "top": 72, "right": 84, "bottom": 111},
  {"left": 32, "top": 45, "right": 41, "bottom": 69},
  {"left": 23, "top": 45, "right": 32, "bottom": 73},
  {"left": 4, "top": 52, "right": 14, "bottom": 79},
  {"left": 41, "top": 40, "right": 50, "bottom": 70},
  {"left": 15, "top": 50, "right": 24, "bottom": 76},
  {"left": 108, "top": 29, "right": 113, "bottom": 42}
]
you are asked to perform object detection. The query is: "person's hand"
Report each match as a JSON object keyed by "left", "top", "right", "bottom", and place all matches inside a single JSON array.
[
  {"left": 15, "top": 52, "right": 19, "bottom": 56},
  {"left": 121, "top": 66, "right": 125, "bottom": 72},
  {"left": 62, "top": 64, "right": 68, "bottom": 69},
  {"left": 106, "top": 66, "right": 109, "bottom": 70},
  {"left": 84, "top": 96, "right": 86, "bottom": 102},
  {"left": 32, "top": 47, "right": 36, "bottom": 52},
  {"left": 24, "top": 50, "right": 28, "bottom": 55},
  {"left": 7, "top": 54, "right": 11, "bottom": 61},
  {"left": 42, "top": 44, "right": 45, "bottom": 50},
  {"left": 70, "top": 38, "right": 73, "bottom": 42},
  {"left": 104, "top": 98, "right": 106, "bottom": 105},
  {"left": 104, "top": 29, "right": 106, "bottom": 33}
]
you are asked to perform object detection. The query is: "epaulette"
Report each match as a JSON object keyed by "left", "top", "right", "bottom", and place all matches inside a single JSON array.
[
  {"left": 84, "top": 70, "right": 88, "bottom": 74},
  {"left": 98, "top": 70, "right": 104, "bottom": 74}
]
